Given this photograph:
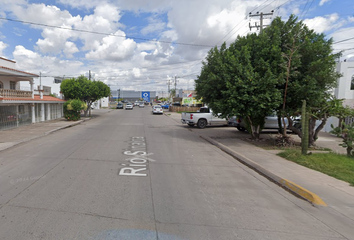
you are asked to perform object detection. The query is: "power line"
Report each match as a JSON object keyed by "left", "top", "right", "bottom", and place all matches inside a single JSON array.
[
  {"left": 299, "top": 0, "right": 311, "bottom": 19},
  {"left": 334, "top": 37, "right": 354, "bottom": 44},
  {"left": 276, "top": 0, "right": 294, "bottom": 9},
  {"left": 0, "top": 17, "right": 214, "bottom": 48},
  {"left": 300, "top": 0, "right": 315, "bottom": 19},
  {"left": 215, "top": 0, "right": 278, "bottom": 45},
  {"left": 257, "top": 0, "right": 278, "bottom": 12},
  {"left": 224, "top": 21, "right": 249, "bottom": 42}
]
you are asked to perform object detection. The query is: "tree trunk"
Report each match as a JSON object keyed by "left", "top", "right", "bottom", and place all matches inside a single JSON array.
[
  {"left": 301, "top": 100, "right": 308, "bottom": 155},
  {"left": 347, "top": 146, "right": 353, "bottom": 156},
  {"left": 287, "top": 117, "right": 302, "bottom": 137},
  {"left": 247, "top": 116, "right": 261, "bottom": 140},
  {"left": 281, "top": 116, "right": 287, "bottom": 136}
]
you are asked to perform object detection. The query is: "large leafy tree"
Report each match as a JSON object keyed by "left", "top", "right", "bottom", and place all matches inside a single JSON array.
[
  {"left": 196, "top": 14, "right": 341, "bottom": 143},
  {"left": 196, "top": 33, "right": 283, "bottom": 139},
  {"left": 265, "top": 15, "right": 341, "bottom": 145},
  {"left": 60, "top": 76, "right": 111, "bottom": 116}
]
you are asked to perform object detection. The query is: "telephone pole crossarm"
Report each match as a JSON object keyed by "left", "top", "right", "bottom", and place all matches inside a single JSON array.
[{"left": 249, "top": 11, "right": 274, "bottom": 33}]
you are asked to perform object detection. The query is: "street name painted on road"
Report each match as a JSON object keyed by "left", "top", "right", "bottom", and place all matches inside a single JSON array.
[{"left": 118, "top": 136, "right": 156, "bottom": 177}]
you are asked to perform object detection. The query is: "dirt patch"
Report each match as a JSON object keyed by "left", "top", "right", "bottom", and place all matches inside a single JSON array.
[{"left": 242, "top": 134, "right": 328, "bottom": 151}]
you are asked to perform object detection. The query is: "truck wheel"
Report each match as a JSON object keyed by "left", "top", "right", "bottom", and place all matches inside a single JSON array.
[
  {"left": 188, "top": 123, "right": 195, "bottom": 127},
  {"left": 236, "top": 126, "right": 246, "bottom": 132},
  {"left": 197, "top": 119, "right": 207, "bottom": 129}
]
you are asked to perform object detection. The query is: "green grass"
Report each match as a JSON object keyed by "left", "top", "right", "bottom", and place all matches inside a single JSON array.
[{"left": 278, "top": 149, "right": 354, "bottom": 186}]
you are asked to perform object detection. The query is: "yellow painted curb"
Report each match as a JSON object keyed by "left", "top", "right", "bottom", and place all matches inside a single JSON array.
[{"left": 280, "top": 179, "right": 327, "bottom": 206}]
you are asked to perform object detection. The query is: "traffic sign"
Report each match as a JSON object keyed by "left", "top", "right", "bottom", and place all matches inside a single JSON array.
[{"left": 142, "top": 92, "right": 150, "bottom": 102}]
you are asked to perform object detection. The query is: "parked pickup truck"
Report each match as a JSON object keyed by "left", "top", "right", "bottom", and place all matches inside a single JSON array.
[{"left": 181, "top": 107, "right": 227, "bottom": 129}]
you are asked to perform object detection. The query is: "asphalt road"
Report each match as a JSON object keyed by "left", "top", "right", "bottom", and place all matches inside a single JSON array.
[{"left": 0, "top": 107, "right": 350, "bottom": 240}]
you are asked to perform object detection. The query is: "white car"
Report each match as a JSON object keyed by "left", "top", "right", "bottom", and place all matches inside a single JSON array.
[
  {"left": 125, "top": 103, "right": 133, "bottom": 110},
  {"left": 139, "top": 103, "right": 145, "bottom": 108},
  {"left": 152, "top": 105, "right": 163, "bottom": 114}
]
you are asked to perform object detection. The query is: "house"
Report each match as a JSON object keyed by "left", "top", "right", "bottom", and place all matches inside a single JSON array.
[
  {"left": 335, "top": 60, "right": 354, "bottom": 107},
  {"left": 0, "top": 57, "right": 65, "bottom": 130},
  {"left": 322, "top": 60, "right": 354, "bottom": 132},
  {"left": 31, "top": 76, "right": 65, "bottom": 98}
]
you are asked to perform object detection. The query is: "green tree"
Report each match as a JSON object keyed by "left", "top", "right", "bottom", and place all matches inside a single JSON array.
[
  {"left": 265, "top": 15, "right": 341, "bottom": 145},
  {"left": 60, "top": 76, "right": 111, "bottom": 116},
  {"left": 195, "top": 15, "right": 340, "bottom": 142},
  {"left": 196, "top": 34, "right": 283, "bottom": 139}
]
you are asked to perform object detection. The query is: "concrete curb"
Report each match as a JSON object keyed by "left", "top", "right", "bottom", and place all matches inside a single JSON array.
[{"left": 200, "top": 135, "right": 327, "bottom": 206}]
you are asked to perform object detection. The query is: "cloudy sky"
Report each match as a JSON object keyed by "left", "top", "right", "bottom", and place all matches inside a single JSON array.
[{"left": 0, "top": 0, "right": 353, "bottom": 94}]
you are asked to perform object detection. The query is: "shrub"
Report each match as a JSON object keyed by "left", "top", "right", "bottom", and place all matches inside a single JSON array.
[{"left": 64, "top": 99, "right": 85, "bottom": 121}]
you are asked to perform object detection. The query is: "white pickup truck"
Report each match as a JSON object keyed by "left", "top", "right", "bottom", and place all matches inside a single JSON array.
[{"left": 181, "top": 107, "right": 227, "bottom": 129}]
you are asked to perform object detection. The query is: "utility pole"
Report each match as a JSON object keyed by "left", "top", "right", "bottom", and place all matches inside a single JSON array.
[
  {"left": 174, "top": 76, "right": 177, "bottom": 97},
  {"left": 174, "top": 76, "right": 179, "bottom": 98},
  {"left": 167, "top": 78, "right": 172, "bottom": 102},
  {"left": 249, "top": 11, "right": 273, "bottom": 33}
]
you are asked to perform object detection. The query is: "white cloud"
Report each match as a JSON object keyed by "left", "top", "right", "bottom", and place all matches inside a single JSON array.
[
  {"left": 85, "top": 31, "right": 136, "bottom": 61},
  {"left": 13, "top": 45, "right": 84, "bottom": 76},
  {"left": 63, "top": 41, "right": 79, "bottom": 58},
  {"left": 2, "top": 0, "right": 352, "bottom": 92},
  {"left": 141, "top": 17, "right": 166, "bottom": 36},
  {"left": 319, "top": 0, "right": 332, "bottom": 6},
  {"left": 303, "top": 13, "right": 344, "bottom": 33},
  {"left": 0, "top": 41, "right": 8, "bottom": 56}
]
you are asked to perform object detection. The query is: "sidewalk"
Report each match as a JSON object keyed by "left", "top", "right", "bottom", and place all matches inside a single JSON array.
[
  {"left": 166, "top": 112, "right": 354, "bottom": 220},
  {"left": 0, "top": 109, "right": 111, "bottom": 152}
]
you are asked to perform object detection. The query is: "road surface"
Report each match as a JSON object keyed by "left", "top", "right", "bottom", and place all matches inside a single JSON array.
[{"left": 0, "top": 107, "right": 352, "bottom": 239}]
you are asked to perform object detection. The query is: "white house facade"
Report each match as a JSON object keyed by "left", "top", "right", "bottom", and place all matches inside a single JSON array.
[
  {"left": 0, "top": 57, "right": 65, "bottom": 130},
  {"left": 322, "top": 61, "right": 354, "bottom": 132},
  {"left": 335, "top": 61, "right": 354, "bottom": 107}
]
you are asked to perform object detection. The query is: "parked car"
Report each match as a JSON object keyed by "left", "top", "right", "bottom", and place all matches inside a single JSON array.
[
  {"left": 161, "top": 103, "right": 170, "bottom": 109},
  {"left": 125, "top": 103, "right": 133, "bottom": 110},
  {"left": 181, "top": 107, "right": 227, "bottom": 129},
  {"left": 139, "top": 103, "right": 145, "bottom": 108},
  {"left": 116, "top": 103, "right": 124, "bottom": 109},
  {"left": 230, "top": 114, "right": 288, "bottom": 132},
  {"left": 152, "top": 105, "right": 163, "bottom": 114}
]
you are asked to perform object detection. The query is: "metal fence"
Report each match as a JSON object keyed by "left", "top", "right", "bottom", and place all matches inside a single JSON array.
[
  {"left": 0, "top": 104, "right": 32, "bottom": 130},
  {"left": 50, "top": 103, "right": 63, "bottom": 120},
  {"left": 0, "top": 103, "right": 63, "bottom": 130}
]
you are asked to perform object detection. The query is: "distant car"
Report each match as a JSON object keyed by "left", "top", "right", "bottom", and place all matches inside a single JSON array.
[
  {"left": 116, "top": 103, "right": 124, "bottom": 109},
  {"left": 161, "top": 103, "right": 169, "bottom": 109},
  {"left": 134, "top": 102, "right": 139, "bottom": 106},
  {"left": 125, "top": 103, "right": 133, "bottom": 110},
  {"left": 139, "top": 103, "right": 145, "bottom": 108},
  {"left": 152, "top": 105, "right": 163, "bottom": 114}
]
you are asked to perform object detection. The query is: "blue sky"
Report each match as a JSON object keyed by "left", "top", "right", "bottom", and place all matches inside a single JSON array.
[{"left": 0, "top": 0, "right": 353, "bottom": 93}]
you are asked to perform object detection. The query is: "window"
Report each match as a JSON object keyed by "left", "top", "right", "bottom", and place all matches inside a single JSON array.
[
  {"left": 0, "top": 81, "right": 3, "bottom": 88},
  {"left": 54, "top": 78, "right": 62, "bottom": 84},
  {"left": 10, "top": 81, "right": 16, "bottom": 90},
  {"left": 351, "top": 75, "right": 354, "bottom": 90}
]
